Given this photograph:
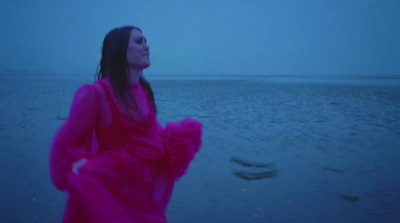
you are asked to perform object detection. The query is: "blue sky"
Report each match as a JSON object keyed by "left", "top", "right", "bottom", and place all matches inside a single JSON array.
[{"left": 1, "top": 0, "right": 399, "bottom": 77}]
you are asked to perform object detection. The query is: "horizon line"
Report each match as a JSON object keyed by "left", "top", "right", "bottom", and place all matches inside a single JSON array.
[{"left": 1, "top": 69, "right": 399, "bottom": 78}]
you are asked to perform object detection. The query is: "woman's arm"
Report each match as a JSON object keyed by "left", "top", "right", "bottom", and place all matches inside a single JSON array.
[{"left": 49, "top": 84, "right": 98, "bottom": 191}]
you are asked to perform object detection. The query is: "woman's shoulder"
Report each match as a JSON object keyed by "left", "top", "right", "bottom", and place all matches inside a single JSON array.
[
  {"left": 74, "top": 78, "right": 108, "bottom": 97},
  {"left": 73, "top": 78, "right": 111, "bottom": 106},
  {"left": 71, "top": 84, "right": 98, "bottom": 109}
]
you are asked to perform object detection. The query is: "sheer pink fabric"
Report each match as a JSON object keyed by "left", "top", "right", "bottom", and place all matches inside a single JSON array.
[{"left": 49, "top": 78, "right": 202, "bottom": 223}]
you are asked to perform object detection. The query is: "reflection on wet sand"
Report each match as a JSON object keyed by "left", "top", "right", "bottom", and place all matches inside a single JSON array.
[{"left": 230, "top": 156, "right": 278, "bottom": 181}]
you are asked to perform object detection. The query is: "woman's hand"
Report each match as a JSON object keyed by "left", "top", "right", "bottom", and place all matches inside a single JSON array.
[{"left": 72, "top": 158, "right": 88, "bottom": 174}]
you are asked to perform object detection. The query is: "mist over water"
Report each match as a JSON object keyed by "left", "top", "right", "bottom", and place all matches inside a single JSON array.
[{"left": 1, "top": 1, "right": 400, "bottom": 76}]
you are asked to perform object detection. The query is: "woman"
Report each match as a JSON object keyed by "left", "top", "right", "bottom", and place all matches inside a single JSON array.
[{"left": 49, "top": 26, "right": 203, "bottom": 223}]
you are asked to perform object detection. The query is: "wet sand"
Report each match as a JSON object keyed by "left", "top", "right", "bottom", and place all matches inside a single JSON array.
[{"left": 1, "top": 75, "right": 399, "bottom": 222}]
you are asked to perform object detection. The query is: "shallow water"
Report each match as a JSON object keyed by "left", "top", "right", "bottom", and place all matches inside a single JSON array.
[{"left": 1, "top": 75, "right": 399, "bottom": 222}]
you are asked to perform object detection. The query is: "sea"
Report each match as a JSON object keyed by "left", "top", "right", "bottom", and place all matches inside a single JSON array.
[{"left": 0, "top": 73, "right": 399, "bottom": 222}]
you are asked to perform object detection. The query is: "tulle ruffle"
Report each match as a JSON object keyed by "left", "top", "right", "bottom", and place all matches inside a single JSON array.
[{"left": 162, "top": 118, "right": 203, "bottom": 180}]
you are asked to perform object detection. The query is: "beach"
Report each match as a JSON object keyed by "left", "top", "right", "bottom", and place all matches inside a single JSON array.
[{"left": 0, "top": 74, "right": 399, "bottom": 222}]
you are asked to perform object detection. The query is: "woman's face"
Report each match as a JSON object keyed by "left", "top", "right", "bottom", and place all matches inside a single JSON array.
[{"left": 127, "top": 29, "right": 150, "bottom": 69}]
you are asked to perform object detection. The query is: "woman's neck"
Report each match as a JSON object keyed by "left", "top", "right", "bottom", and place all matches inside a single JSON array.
[{"left": 127, "top": 67, "right": 142, "bottom": 84}]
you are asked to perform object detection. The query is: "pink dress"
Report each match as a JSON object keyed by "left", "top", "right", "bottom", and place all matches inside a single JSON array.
[{"left": 49, "top": 78, "right": 202, "bottom": 223}]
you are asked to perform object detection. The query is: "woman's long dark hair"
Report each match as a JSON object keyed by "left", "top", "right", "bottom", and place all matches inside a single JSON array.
[{"left": 96, "top": 26, "right": 157, "bottom": 119}]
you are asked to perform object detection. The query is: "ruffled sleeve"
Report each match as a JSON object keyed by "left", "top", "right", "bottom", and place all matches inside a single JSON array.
[
  {"left": 162, "top": 118, "right": 203, "bottom": 180},
  {"left": 49, "top": 84, "right": 98, "bottom": 191}
]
